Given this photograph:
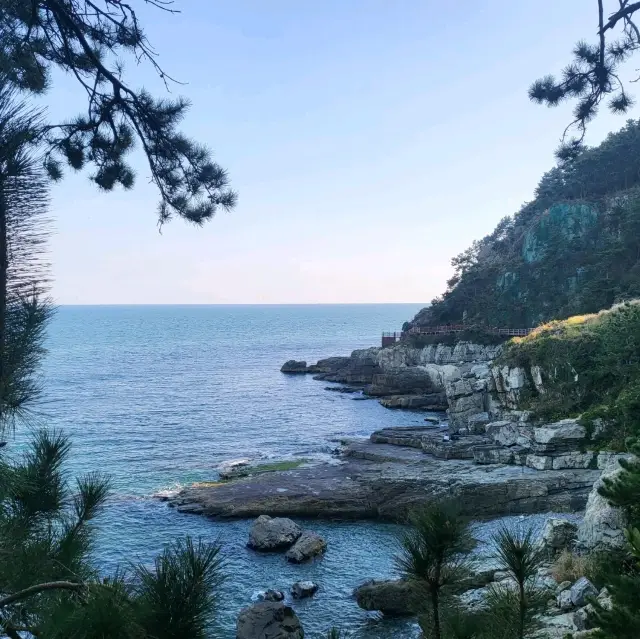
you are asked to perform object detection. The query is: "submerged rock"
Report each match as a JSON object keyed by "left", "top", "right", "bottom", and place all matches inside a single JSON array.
[
  {"left": 291, "top": 581, "right": 318, "bottom": 599},
  {"left": 260, "top": 589, "right": 285, "bottom": 602},
  {"left": 285, "top": 530, "right": 327, "bottom": 563},
  {"left": 236, "top": 602, "right": 304, "bottom": 639},
  {"left": 247, "top": 516, "right": 302, "bottom": 551}
]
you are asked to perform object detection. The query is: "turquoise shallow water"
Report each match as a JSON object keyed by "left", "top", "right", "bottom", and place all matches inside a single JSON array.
[{"left": 12, "top": 305, "right": 570, "bottom": 638}]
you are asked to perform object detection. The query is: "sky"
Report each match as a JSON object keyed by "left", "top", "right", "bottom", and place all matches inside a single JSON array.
[{"left": 42, "top": 0, "right": 640, "bottom": 304}]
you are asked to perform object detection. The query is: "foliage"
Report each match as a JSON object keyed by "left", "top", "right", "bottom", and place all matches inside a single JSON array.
[
  {"left": 488, "top": 525, "right": 547, "bottom": 639},
  {"left": 499, "top": 301, "right": 640, "bottom": 447},
  {"left": 0, "top": 83, "right": 52, "bottom": 430},
  {"left": 587, "top": 437, "right": 640, "bottom": 637},
  {"left": 0, "top": 0, "right": 236, "bottom": 224},
  {"left": 599, "top": 441, "right": 640, "bottom": 526},
  {"left": 407, "top": 119, "right": 640, "bottom": 332},
  {"left": 396, "top": 501, "right": 475, "bottom": 639},
  {"left": 528, "top": 1, "right": 640, "bottom": 161},
  {"left": 551, "top": 549, "right": 590, "bottom": 584},
  {"left": 0, "top": 430, "right": 224, "bottom": 638}
]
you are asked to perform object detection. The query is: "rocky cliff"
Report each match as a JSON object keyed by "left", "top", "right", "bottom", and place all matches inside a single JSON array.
[{"left": 407, "top": 120, "right": 640, "bottom": 330}]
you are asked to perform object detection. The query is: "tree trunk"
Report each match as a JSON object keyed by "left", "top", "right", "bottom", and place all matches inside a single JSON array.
[
  {"left": 431, "top": 587, "right": 441, "bottom": 639},
  {"left": 0, "top": 179, "right": 7, "bottom": 423},
  {"left": 518, "top": 581, "right": 526, "bottom": 639}
]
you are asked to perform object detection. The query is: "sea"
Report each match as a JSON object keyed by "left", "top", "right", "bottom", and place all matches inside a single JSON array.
[{"left": 13, "top": 305, "right": 568, "bottom": 638}]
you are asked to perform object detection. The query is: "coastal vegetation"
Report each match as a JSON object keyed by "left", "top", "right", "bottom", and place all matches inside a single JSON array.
[
  {"left": 498, "top": 301, "right": 640, "bottom": 449},
  {"left": 0, "top": 2, "right": 233, "bottom": 635},
  {"left": 408, "top": 120, "right": 640, "bottom": 331}
]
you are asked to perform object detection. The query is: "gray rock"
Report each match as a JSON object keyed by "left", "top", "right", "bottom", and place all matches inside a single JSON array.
[
  {"left": 578, "top": 456, "right": 631, "bottom": 551},
  {"left": 291, "top": 580, "right": 318, "bottom": 599},
  {"left": 236, "top": 602, "right": 303, "bottom": 639},
  {"left": 533, "top": 419, "right": 586, "bottom": 448},
  {"left": 285, "top": 530, "right": 327, "bottom": 563},
  {"left": 573, "top": 604, "right": 595, "bottom": 631},
  {"left": 280, "top": 360, "right": 308, "bottom": 374},
  {"left": 354, "top": 579, "right": 416, "bottom": 616},
  {"left": 556, "top": 580, "right": 572, "bottom": 594},
  {"left": 570, "top": 577, "right": 598, "bottom": 607},
  {"left": 539, "top": 518, "right": 578, "bottom": 552},
  {"left": 557, "top": 588, "right": 574, "bottom": 612},
  {"left": 526, "top": 454, "right": 553, "bottom": 471},
  {"left": 261, "top": 589, "right": 285, "bottom": 602},
  {"left": 467, "top": 412, "right": 490, "bottom": 433},
  {"left": 247, "top": 516, "right": 302, "bottom": 551},
  {"left": 485, "top": 421, "right": 533, "bottom": 447},
  {"left": 170, "top": 441, "right": 600, "bottom": 521}
]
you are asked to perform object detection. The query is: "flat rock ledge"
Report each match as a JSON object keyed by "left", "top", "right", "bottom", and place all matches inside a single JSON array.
[{"left": 169, "top": 439, "right": 600, "bottom": 521}]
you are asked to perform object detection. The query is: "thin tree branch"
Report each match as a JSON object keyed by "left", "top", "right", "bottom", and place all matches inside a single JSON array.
[
  {"left": 0, "top": 580, "right": 83, "bottom": 608},
  {"left": 602, "top": 1, "right": 640, "bottom": 34}
]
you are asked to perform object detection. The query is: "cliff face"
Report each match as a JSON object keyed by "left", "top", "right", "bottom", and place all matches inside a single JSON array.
[{"left": 408, "top": 120, "right": 640, "bottom": 330}]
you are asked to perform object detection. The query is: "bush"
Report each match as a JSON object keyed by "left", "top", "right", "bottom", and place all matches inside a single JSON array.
[{"left": 551, "top": 550, "right": 589, "bottom": 583}]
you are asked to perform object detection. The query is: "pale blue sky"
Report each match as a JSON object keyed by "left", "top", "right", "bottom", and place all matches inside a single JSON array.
[{"left": 45, "top": 1, "right": 633, "bottom": 304}]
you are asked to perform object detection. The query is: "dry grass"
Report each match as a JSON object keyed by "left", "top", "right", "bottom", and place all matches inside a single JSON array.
[{"left": 551, "top": 549, "right": 589, "bottom": 583}]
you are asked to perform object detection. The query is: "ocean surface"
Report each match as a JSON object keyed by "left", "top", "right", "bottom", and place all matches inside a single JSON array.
[{"left": 13, "top": 305, "right": 566, "bottom": 638}]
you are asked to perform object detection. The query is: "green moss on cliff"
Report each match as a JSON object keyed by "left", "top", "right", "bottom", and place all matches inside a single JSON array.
[{"left": 499, "top": 301, "right": 640, "bottom": 448}]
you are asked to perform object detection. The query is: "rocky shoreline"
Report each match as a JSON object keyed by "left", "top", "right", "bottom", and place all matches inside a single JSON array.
[{"left": 171, "top": 341, "right": 615, "bottom": 527}]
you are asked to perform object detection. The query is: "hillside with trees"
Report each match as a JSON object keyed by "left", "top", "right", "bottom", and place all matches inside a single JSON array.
[{"left": 407, "top": 119, "right": 640, "bottom": 330}]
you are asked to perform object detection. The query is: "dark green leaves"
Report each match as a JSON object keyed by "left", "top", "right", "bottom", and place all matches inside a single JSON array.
[{"left": 0, "top": 0, "right": 237, "bottom": 225}]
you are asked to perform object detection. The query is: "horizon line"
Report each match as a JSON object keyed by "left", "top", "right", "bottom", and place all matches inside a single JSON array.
[{"left": 55, "top": 301, "right": 428, "bottom": 307}]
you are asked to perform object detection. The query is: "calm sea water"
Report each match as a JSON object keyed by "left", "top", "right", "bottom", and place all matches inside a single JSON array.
[{"left": 13, "top": 305, "right": 567, "bottom": 638}]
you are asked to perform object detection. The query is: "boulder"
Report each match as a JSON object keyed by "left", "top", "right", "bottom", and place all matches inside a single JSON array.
[
  {"left": 247, "top": 516, "right": 302, "bottom": 551},
  {"left": 467, "top": 412, "right": 490, "bottom": 434},
  {"left": 533, "top": 419, "right": 586, "bottom": 450},
  {"left": 573, "top": 604, "right": 595, "bottom": 631},
  {"left": 577, "top": 456, "right": 630, "bottom": 551},
  {"left": 485, "top": 421, "right": 533, "bottom": 447},
  {"left": 557, "top": 588, "right": 574, "bottom": 612},
  {"left": 260, "top": 590, "right": 285, "bottom": 602},
  {"left": 280, "top": 360, "right": 308, "bottom": 374},
  {"left": 291, "top": 581, "right": 318, "bottom": 599},
  {"left": 570, "top": 577, "right": 598, "bottom": 607},
  {"left": 236, "top": 602, "right": 304, "bottom": 639},
  {"left": 539, "top": 518, "right": 578, "bottom": 553},
  {"left": 285, "top": 531, "right": 327, "bottom": 563},
  {"left": 354, "top": 579, "right": 416, "bottom": 616}
]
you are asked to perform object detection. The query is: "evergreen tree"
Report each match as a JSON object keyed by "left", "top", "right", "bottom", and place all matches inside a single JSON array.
[
  {"left": 0, "top": 0, "right": 237, "bottom": 226},
  {"left": 396, "top": 501, "right": 475, "bottom": 639},
  {"left": 529, "top": 1, "right": 640, "bottom": 161},
  {"left": 0, "top": 78, "right": 225, "bottom": 639},
  {"left": 484, "top": 526, "right": 547, "bottom": 639}
]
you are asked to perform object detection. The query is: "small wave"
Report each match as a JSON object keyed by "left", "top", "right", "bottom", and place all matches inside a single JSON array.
[{"left": 152, "top": 484, "right": 183, "bottom": 500}]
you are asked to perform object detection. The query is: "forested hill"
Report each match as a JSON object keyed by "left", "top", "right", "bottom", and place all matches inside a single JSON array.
[{"left": 407, "top": 119, "right": 640, "bottom": 330}]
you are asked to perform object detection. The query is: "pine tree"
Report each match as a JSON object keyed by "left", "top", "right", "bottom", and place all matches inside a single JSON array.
[
  {"left": 0, "top": 0, "right": 237, "bottom": 226},
  {"left": 0, "top": 80, "right": 225, "bottom": 639},
  {"left": 395, "top": 501, "right": 475, "bottom": 639},
  {"left": 484, "top": 526, "right": 547, "bottom": 639},
  {"left": 529, "top": 1, "right": 640, "bottom": 161}
]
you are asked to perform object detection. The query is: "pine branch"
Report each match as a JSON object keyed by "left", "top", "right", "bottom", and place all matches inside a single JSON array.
[{"left": 0, "top": 581, "right": 84, "bottom": 608}]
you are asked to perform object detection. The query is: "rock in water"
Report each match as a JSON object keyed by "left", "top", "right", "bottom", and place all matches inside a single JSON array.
[
  {"left": 260, "top": 590, "right": 285, "bottom": 602},
  {"left": 285, "top": 530, "right": 327, "bottom": 563},
  {"left": 236, "top": 602, "right": 304, "bottom": 639},
  {"left": 291, "top": 581, "right": 318, "bottom": 599},
  {"left": 280, "top": 360, "right": 308, "bottom": 374},
  {"left": 248, "top": 515, "right": 302, "bottom": 551},
  {"left": 354, "top": 579, "right": 416, "bottom": 616},
  {"left": 570, "top": 577, "right": 598, "bottom": 607},
  {"left": 539, "top": 518, "right": 578, "bottom": 553}
]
